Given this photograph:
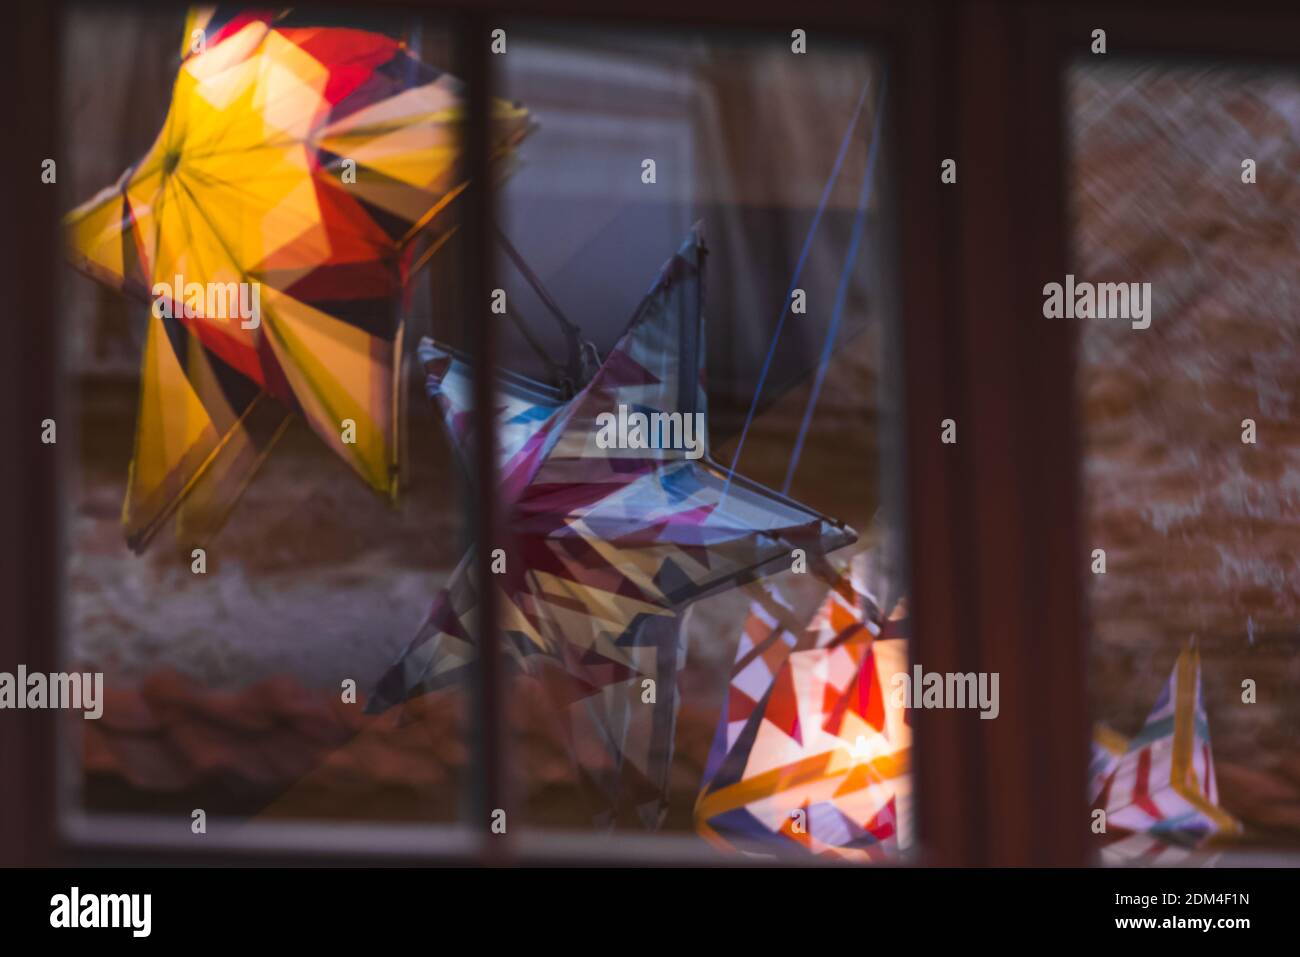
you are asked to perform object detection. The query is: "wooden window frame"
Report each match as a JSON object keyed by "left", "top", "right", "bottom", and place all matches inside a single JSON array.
[{"left": 3, "top": 0, "right": 1297, "bottom": 867}]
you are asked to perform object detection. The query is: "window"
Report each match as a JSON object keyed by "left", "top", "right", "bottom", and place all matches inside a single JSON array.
[
  {"left": 1071, "top": 58, "right": 1300, "bottom": 864},
  {"left": 492, "top": 23, "right": 904, "bottom": 852},
  {"left": 4, "top": 0, "right": 1298, "bottom": 869},
  {"left": 40, "top": 5, "right": 908, "bottom": 863},
  {"left": 57, "top": 5, "right": 481, "bottom": 847}
]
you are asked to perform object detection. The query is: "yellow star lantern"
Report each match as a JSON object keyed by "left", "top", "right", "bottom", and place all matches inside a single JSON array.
[{"left": 67, "top": 9, "right": 530, "bottom": 550}]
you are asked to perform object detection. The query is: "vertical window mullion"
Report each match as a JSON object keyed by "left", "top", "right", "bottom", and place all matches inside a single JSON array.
[
  {"left": 0, "top": 2, "right": 61, "bottom": 868},
  {"left": 460, "top": 9, "right": 511, "bottom": 865}
]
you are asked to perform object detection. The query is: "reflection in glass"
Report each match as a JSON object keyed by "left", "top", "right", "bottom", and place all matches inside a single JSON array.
[{"left": 1072, "top": 61, "right": 1300, "bottom": 863}]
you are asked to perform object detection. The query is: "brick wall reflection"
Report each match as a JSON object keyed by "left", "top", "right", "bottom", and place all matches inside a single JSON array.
[{"left": 1073, "top": 63, "right": 1300, "bottom": 844}]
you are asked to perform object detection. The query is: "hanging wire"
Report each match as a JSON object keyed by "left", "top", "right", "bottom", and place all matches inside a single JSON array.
[
  {"left": 718, "top": 73, "right": 874, "bottom": 509},
  {"left": 494, "top": 224, "right": 598, "bottom": 394},
  {"left": 782, "top": 70, "right": 889, "bottom": 494}
]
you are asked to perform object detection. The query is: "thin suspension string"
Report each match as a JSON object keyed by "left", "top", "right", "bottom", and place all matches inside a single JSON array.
[
  {"left": 719, "top": 75, "right": 873, "bottom": 507},
  {"left": 782, "top": 71, "right": 888, "bottom": 495},
  {"left": 493, "top": 224, "right": 595, "bottom": 390},
  {"left": 494, "top": 225, "right": 584, "bottom": 343}
]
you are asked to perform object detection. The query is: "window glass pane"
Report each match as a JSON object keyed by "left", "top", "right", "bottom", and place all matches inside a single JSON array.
[
  {"left": 1071, "top": 60, "right": 1300, "bottom": 864},
  {"left": 58, "top": 3, "right": 486, "bottom": 845},
  {"left": 489, "top": 23, "right": 908, "bottom": 857}
]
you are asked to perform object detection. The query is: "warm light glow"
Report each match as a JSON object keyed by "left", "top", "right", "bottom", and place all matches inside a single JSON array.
[{"left": 851, "top": 735, "right": 871, "bottom": 762}]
